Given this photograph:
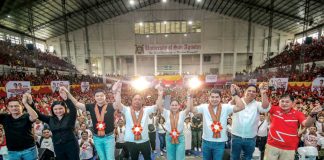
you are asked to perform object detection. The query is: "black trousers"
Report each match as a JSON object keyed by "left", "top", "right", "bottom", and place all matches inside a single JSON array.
[
  {"left": 116, "top": 142, "right": 129, "bottom": 158},
  {"left": 125, "top": 141, "right": 152, "bottom": 160},
  {"left": 54, "top": 139, "right": 80, "bottom": 160},
  {"left": 148, "top": 132, "right": 156, "bottom": 151},
  {"left": 256, "top": 136, "right": 267, "bottom": 160}
]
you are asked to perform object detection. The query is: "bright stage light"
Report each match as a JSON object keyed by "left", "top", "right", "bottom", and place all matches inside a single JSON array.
[
  {"left": 131, "top": 77, "right": 150, "bottom": 91},
  {"left": 129, "top": 0, "right": 135, "bottom": 5},
  {"left": 188, "top": 77, "right": 202, "bottom": 89}
]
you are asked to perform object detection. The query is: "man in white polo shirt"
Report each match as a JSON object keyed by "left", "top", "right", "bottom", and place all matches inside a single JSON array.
[
  {"left": 119, "top": 86, "right": 163, "bottom": 160},
  {"left": 191, "top": 84, "right": 245, "bottom": 160},
  {"left": 231, "top": 83, "right": 270, "bottom": 160}
]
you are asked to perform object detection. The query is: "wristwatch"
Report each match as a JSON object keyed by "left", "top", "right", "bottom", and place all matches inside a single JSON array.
[
  {"left": 232, "top": 92, "right": 238, "bottom": 97},
  {"left": 310, "top": 112, "right": 317, "bottom": 118}
]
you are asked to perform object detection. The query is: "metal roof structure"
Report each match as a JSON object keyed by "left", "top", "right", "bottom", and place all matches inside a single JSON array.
[{"left": 0, "top": 0, "right": 323, "bottom": 40}]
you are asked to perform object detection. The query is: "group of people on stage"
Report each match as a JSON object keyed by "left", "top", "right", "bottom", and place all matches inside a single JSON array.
[{"left": 0, "top": 80, "right": 323, "bottom": 160}]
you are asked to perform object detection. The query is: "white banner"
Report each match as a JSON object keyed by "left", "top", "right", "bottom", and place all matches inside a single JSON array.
[
  {"left": 81, "top": 82, "right": 90, "bottom": 93},
  {"left": 136, "top": 44, "right": 201, "bottom": 54},
  {"left": 50, "top": 81, "right": 70, "bottom": 92},
  {"left": 205, "top": 75, "right": 217, "bottom": 83},
  {"left": 5, "top": 81, "right": 31, "bottom": 98},
  {"left": 311, "top": 77, "right": 324, "bottom": 91},
  {"left": 248, "top": 79, "right": 257, "bottom": 85},
  {"left": 269, "top": 78, "right": 289, "bottom": 91}
]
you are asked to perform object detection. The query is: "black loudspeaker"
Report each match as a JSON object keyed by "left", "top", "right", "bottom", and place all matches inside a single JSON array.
[
  {"left": 26, "top": 44, "right": 34, "bottom": 50},
  {"left": 305, "top": 37, "right": 312, "bottom": 44},
  {"left": 85, "top": 59, "right": 89, "bottom": 64},
  {"left": 248, "top": 55, "right": 253, "bottom": 65},
  {"left": 38, "top": 148, "right": 55, "bottom": 160}
]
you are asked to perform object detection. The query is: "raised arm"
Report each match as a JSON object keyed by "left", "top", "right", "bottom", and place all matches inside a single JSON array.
[
  {"left": 22, "top": 93, "right": 38, "bottom": 122},
  {"left": 155, "top": 84, "right": 164, "bottom": 111},
  {"left": 112, "top": 80, "right": 123, "bottom": 112},
  {"left": 26, "top": 93, "right": 50, "bottom": 123},
  {"left": 231, "top": 84, "right": 245, "bottom": 113},
  {"left": 184, "top": 89, "right": 192, "bottom": 115},
  {"left": 59, "top": 88, "right": 77, "bottom": 117},
  {"left": 302, "top": 104, "right": 322, "bottom": 127},
  {"left": 259, "top": 82, "right": 270, "bottom": 109},
  {"left": 61, "top": 86, "right": 86, "bottom": 111}
]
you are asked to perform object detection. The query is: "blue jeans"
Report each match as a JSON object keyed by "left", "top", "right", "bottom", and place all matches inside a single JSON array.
[
  {"left": 231, "top": 134, "right": 256, "bottom": 160},
  {"left": 202, "top": 139, "right": 225, "bottom": 160},
  {"left": 8, "top": 146, "right": 38, "bottom": 160},
  {"left": 166, "top": 133, "right": 185, "bottom": 160},
  {"left": 93, "top": 134, "right": 115, "bottom": 160},
  {"left": 158, "top": 133, "right": 166, "bottom": 150}
]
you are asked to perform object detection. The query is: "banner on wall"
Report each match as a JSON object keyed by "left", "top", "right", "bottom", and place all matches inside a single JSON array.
[
  {"left": 81, "top": 82, "right": 90, "bottom": 93},
  {"left": 248, "top": 79, "right": 257, "bottom": 85},
  {"left": 311, "top": 77, "right": 324, "bottom": 91},
  {"left": 136, "top": 43, "right": 201, "bottom": 54},
  {"left": 50, "top": 81, "right": 70, "bottom": 92},
  {"left": 205, "top": 75, "right": 217, "bottom": 83},
  {"left": 5, "top": 81, "right": 31, "bottom": 98},
  {"left": 269, "top": 78, "right": 289, "bottom": 91}
]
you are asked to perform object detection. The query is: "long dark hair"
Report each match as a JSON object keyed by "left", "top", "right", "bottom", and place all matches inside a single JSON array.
[{"left": 50, "top": 101, "right": 67, "bottom": 116}]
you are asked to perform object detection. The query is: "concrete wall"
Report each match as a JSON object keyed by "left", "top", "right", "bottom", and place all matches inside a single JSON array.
[{"left": 46, "top": 1, "right": 294, "bottom": 76}]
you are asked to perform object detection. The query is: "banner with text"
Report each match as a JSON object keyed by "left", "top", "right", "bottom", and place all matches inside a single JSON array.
[
  {"left": 50, "top": 81, "right": 70, "bottom": 92},
  {"left": 136, "top": 44, "right": 201, "bottom": 54},
  {"left": 205, "top": 75, "right": 218, "bottom": 83},
  {"left": 5, "top": 81, "right": 31, "bottom": 98},
  {"left": 248, "top": 79, "right": 257, "bottom": 85},
  {"left": 81, "top": 82, "right": 90, "bottom": 93},
  {"left": 311, "top": 77, "right": 324, "bottom": 91},
  {"left": 269, "top": 78, "right": 289, "bottom": 91}
]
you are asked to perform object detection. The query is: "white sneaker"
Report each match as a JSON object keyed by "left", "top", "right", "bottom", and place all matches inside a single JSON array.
[
  {"left": 198, "top": 148, "right": 201, "bottom": 152},
  {"left": 154, "top": 150, "right": 157, "bottom": 154},
  {"left": 160, "top": 152, "right": 164, "bottom": 156},
  {"left": 194, "top": 147, "right": 197, "bottom": 151}
]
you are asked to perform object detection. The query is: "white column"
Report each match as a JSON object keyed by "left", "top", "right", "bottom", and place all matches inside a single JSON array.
[
  {"left": 100, "top": 23, "right": 106, "bottom": 75},
  {"left": 113, "top": 55, "right": 117, "bottom": 74},
  {"left": 199, "top": 53, "right": 203, "bottom": 75},
  {"left": 318, "top": 28, "right": 322, "bottom": 40},
  {"left": 179, "top": 54, "right": 182, "bottom": 75},
  {"left": 119, "top": 57, "right": 122, "bottom": 75},
  {"left": 154, "top": 54, "right": 157, "bottom": 75},
  {"left": 220, "top": 53, "right": 224, "bottom": 74},
  {"left": 134, "top": 55, "right": 137, "bottom": 76},
  {"left": 233, "top": 52, "right": 237, "bottom": 77}
]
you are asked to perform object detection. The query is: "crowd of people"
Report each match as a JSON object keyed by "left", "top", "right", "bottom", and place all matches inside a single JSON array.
[
  {"left": 235, "top": 62, "right": 324, "bottom": 82},
  {"left": 262, "top": 36, "right": 324, "bottom": 69},
  {"left": 0, "top": 40, "right": 76, "bottom": 71},
  {"left": 0, "top": 76, "right": 323, "bottom": 160},
  {"left": 0, "top": 70, "right": 102, "bottom": 87}
]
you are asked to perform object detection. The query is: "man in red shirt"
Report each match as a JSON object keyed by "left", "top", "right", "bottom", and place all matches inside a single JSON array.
[{"left": 265, "top": 94, "right": 322, "bottom": 160}]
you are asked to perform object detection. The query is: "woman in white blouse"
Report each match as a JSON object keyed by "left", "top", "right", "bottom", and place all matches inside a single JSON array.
[{"left": 158, "top": 93, "right": 191, "bottom": 160}]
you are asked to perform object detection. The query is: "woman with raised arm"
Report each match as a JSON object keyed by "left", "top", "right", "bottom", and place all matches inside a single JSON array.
[
  {"left": 27, "top": 89, "right": 79, "bottom": 160},
  {"left": 157, "top": 89, "right": 191, "bottom": 160}
]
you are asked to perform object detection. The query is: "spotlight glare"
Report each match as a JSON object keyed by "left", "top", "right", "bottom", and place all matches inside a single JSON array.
[
  {"left": 188, "top": 77, "right": 202, "bottom": 89},
  {"left": 131, "top": 77, "right": 150, "bottom": 91},
  {"left": 129, "top": 0, "right": 135, "bottom": 5}
]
